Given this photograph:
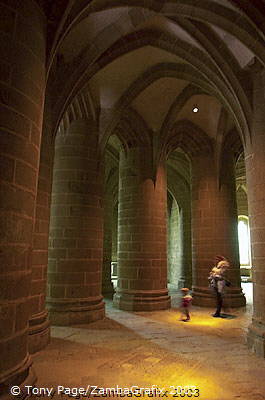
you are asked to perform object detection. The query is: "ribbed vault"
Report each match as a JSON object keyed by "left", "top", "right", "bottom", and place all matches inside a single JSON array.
[{"left": 42, "top": 0, "right": 265, "bottom": 154}]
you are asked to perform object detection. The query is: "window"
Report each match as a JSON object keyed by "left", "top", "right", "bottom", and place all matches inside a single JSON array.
[{"left": 238, "top": 216, "right": 251, "bottom": 267}]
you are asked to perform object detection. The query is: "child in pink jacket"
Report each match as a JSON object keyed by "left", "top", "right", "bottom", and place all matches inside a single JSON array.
[{"left": 179, "top": 288, "right": 192, "bottom": 322}]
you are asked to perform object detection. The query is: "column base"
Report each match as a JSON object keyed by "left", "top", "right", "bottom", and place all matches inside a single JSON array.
[
  {"left": 192, "top": 286, "right": 246, "bottom": 307},
  {"left": 113, "top": 289, "right": 171, "bottom": 311},
  {"left": 247, "top": 319, "right": 265, "bottom": 357},
  {"left": 46, "top": 296, "right": 105, "bottom": 326},
  {"left": 28, "top": 310, "right": 50, "bottom": 354},
  {"left": 0, "top": 355, "right": 36, "bottom": 400}
]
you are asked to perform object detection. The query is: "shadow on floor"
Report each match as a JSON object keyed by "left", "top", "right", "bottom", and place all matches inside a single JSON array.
[{"left": 219, "top": 313, "right": 237, "bottom": 319}]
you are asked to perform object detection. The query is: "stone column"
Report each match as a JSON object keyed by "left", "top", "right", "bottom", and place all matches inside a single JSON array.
[
  {"left": 0, "top": 0, "right": 46, "bottom": 395},
  {"left": 246, "top": 64, "right": 265, "bottom": 357},
  {"left": 191, "top": 152, "right": 245, "bottom": 307},
  {"left": 168, "top": 176, "right": 192, "bottom": 290},
  {"left": 167, "top": 194, "right": 173, "bottom": 286},
  {"left": 168, "top": 199, "right": 182, "bottom": 290},
  {"left": 102, "top": 189, "right": 114, "bottom": 296},
  {"left": 179, "top": 207, "right": 192, "bottom": 289},
  {"left": 112, "top": 203, "right": 118, "bottom": 265},
  {"left": 28, "top": 134, "right": 53, "bottom": 353},
  {"left": 111, "top": 202, "right": 118, "bottom": 280},
  {"left": 46, "top": 119, "right": 105, "bottom": 325},
  {"left": 113, "top": 147, "right": 170, "bottom": 311}
]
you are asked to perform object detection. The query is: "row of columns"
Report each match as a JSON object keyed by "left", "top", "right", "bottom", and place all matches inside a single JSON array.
[
  {"left": 1, "top": 2, "right": 265, "bottom": 392},
  {"left": 0, "top": 114, "right": 252, "bottom": 396},
  {"left": 32, "top": 135, "right": 246, "bottom": 323}
]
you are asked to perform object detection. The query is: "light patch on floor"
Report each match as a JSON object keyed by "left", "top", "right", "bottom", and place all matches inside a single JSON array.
[{"left": 32, "top": 289, "right": 264, "bottom": 400}]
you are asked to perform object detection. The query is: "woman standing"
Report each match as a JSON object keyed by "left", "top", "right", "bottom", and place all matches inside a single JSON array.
[{"left": 208, "top": 257, "right": 230, "bottom": 317}]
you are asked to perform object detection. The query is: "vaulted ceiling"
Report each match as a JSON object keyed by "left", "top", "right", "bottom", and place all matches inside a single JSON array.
[{"left": 43, "top": 1, "right": 265, "bottom": 156}]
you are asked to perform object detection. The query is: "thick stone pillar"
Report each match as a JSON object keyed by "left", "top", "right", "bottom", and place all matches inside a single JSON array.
[
  {"left": 0, "top": 0, "right": 46, "bottom": 396},
  {"left": 246, "top": 64, "right": 265, "bottom": 357},
  {"left": 102, "top": 189, "right": 114, "bottom": 296},
  {"left": 113, "top": 147, "right": 170, "bottom": 311},
  {"left": 46, "top": 119, "right": 105, "bottom": 325},
  {"left": 191, "top": 152, "right": 245, "bottom": 307},
  {"left": 28, "top": 134, "right": 53, "bottom": 353}
]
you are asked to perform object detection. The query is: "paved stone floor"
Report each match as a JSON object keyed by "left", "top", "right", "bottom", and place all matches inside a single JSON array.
[{"left": 31, "top": 284, "right": 265, "bottom": 400}]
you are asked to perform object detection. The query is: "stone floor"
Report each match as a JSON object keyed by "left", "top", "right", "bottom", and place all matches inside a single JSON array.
[{"left": 31, "top": 283, "right": 265, "bottom": 400}]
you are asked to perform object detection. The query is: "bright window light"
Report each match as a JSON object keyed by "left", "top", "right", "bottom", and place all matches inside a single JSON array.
[
  {"left": 238, "top": 216, "right": 251, "bottom": 266},
  {"left": 192, "top": 107, "right": 199, "bottom": 113}
]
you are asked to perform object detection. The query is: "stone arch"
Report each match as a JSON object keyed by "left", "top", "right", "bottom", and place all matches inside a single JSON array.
[
  {"left": 160, "top": 84, "right": 205, "bottom": 143},
  {"left": 236, "top": 151, "right": 248, "bottom": 217},
  {"left": 49, "top": 31, "right": 251, "bottom": 147},
  {"left": 165, "top": 119, "right": 213, "bottom": 159},
  {"left": 52, "top": 1, "right": 265, "bottom": 70},
  {"left": 218, "top": 127, "right": 244, "bottom": 187},
  {"left": 114, "top": 108, "right": 152, "bottom": 152},
  {"left": 222, "top": 128, "right": 244, "bottom": 160},
  {"left": 55, "top": 87, "right": 97, "bottom": 142},
  {"left": 167, "top": 17, "right": 252, "bottom": 123},
  {"left": 100, "top": 61, "right": 249, "bottom": 151}
]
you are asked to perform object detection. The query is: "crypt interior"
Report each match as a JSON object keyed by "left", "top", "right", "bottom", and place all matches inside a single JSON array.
[{"left": 1, "top": 0, "right": 265, "bottom": 399}]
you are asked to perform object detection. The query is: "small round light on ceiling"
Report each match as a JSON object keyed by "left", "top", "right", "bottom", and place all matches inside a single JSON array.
[{"left": 192, "top": 107, "right": 199, "bottom": 113}]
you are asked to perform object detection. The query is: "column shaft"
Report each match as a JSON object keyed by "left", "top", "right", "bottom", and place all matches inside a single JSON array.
[
  {"left": 192, "top": 153, "right": 245, "bottom": 307},
  {"left": 0, "top": 0, "right": 46, "bottom": 395},
  {"left": 168, "top": 200, "right": 182, "bottom": 290},
  {"left": 28, "top": 135, "right": 53, "bottom": 353},
  {"left": 47, "top": 119, "right": 105, "bottom": 325},
  {"left": 113, "top": 147, "right": 170, "bottom": 311},
  {"left": 179, "top": 207, "right": 192, "bottom": 288},
  {"left": 102, "top": 189, "right": 114, "bottom": 296},
  {"left": 111, "top": 203, "right": 118, "bottom": 279},
  {"left": 246, "top": 66, "right": 265, "bottom": 357}
]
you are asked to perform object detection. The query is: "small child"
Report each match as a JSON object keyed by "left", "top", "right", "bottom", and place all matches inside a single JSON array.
[{"left": 179, "top": 288, "right": 192, "bottom": 322}]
